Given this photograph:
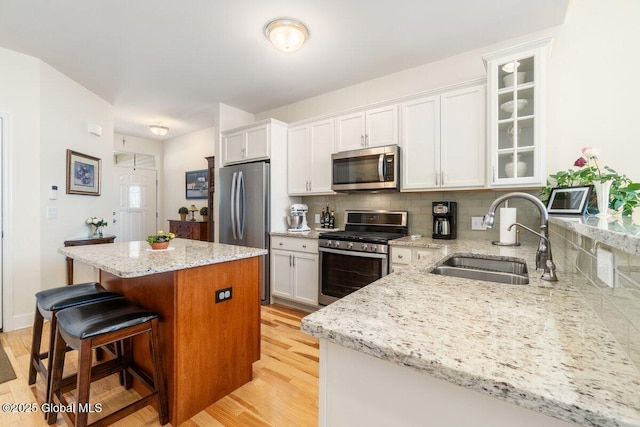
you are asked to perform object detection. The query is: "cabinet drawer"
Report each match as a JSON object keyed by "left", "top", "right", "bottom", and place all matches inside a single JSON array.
[
  {"left": 271, "top": 236, "right": 318, "bottom": 254},
  {"left": 415, "top": 248, "right": 437, "bottom": 262},
  {"left": 390, "top": 247, "right": 412, "bottom": 265}
]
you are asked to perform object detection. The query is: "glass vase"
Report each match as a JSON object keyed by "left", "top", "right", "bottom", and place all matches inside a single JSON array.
[{"left": 594, "top": 180, "right": 612, "bottom": 218}]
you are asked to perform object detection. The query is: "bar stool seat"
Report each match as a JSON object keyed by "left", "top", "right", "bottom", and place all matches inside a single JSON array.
[
  {"left": 47, "top": 297, "right": 169, "bottom": 427},
  {"left": 28, "top": 282, "right": 121, "bottom": 390}
]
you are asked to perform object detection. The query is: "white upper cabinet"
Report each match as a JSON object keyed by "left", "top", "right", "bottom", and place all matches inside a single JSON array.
[
  {"left": 336, "top": 104, "right": 398, "bottom": 152},
  {"left": 483, "top": 38, "right": 551, "bottom": 188},
  {"left": 222, "top": 119, "right": 285, "bottom": 166},
  {"left": 288, "top": 119, "right": 335, "bottom": 195},
  {"left": 401, "top": 84, "right": 486, "bottom": 191}
]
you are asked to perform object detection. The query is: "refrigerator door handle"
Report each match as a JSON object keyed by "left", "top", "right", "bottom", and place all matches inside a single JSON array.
[
  {"left": 230, "top": 172, "right": 238, "bottom": 239},
  {"left": 237, "top": 171, "right": 246, "bottom": 239}
]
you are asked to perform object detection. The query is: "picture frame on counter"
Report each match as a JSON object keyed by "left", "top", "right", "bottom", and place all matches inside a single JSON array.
[
  {"left": 66, "top": 149, "right": 101, "bottom": 196},
  {"left": 185, "top": 169, "right": 208, "bottom": 199},
  {"left": 546, "top": 185, "right": 593, "bottom": 215}
]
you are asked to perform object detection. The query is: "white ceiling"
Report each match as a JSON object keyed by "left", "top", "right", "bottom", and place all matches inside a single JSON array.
[{"left": 0, "top": 0, "right": 569, "bottom": 139}]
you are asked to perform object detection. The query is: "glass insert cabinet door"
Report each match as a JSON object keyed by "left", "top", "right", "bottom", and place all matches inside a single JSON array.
[{"left": 483, "top": 38, "right": 552, "bottom": 188}]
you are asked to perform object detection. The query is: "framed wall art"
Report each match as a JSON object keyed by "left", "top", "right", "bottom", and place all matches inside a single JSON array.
[
  {"left": 66, "top": 149, "right": 101, "bottom": 196},
  {"left": 185, "top": 169, "right": 208, "bottom": 199},
  {"left": 546, "top": 185, "right": 593, "bottom": 215}
]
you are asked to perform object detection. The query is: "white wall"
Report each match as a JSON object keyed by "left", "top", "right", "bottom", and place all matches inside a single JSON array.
[
  {"left": 39, "top": 61, "right": 116, "bottom": 302},
  {"left": 0, "top": 48, "right": 115, "bottom": 330},
  {"left": 257, "top": 0, "right": 640, "bottom": 183},
  {"left": 0, "top": 47, "right": 41, "bottom": 330},
  {"left": 162, "top": 127, "right": 215, "bottom": 227},
  {"left": 547, "top": 0, "right": 640, "bottom": 181}
]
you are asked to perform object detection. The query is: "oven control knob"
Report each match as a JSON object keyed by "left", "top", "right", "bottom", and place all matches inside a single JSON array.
[
  {"left": 325, "top": 240, "right": 332, "bottom": 247},
  {"left": 347, "top": 242, "right": 354, "bottom": 249},
  {"left": 361, "top": 244, "right": 368, "bottom": 251},
  {"left": 370, "top": 245, "right": 377, "bottom": 252},
  {"left": 334, "top": 241, "right": 340, "bottom": 248}
]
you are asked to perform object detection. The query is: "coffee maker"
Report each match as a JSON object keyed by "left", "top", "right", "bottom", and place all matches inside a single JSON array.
[{"left": 432, "top": 201, "right": 457, "bottom": 240}]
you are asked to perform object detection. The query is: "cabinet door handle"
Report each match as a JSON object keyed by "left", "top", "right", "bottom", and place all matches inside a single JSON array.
[
  {"left": 279, "top": 242, "right": 283, "bottom": 246},
  {"left": 289, "top": 254, "right": 292, "bottom": 266},
  {"left": 302, "top": 244, "right": 307, "bottom": 248},
  {"left": 435, "top": 171, "right": 439, "bottom": 186},
  {"left": 365, "top": 134, "right": 369, "bottom": 146},
  {"left": 361, "top": 135, "right": 365, "bottom": 146},
  {"left": 398, "top": 254, "right": 403, "bottom": 259},
  {"left": 441, "top": 170, "right": 444, "bottom": 186}
]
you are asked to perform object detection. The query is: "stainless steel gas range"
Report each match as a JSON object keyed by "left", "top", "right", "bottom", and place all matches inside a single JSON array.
[{"left": 318, "top": 210, "right": 408, "bottom": 305}]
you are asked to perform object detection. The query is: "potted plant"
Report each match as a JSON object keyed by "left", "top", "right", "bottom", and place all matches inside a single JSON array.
[
  {"left": 200, "top": 206, "right": 208, "bottom": 222},
  {"left": 146, "top": 230, "right": 176, "bottom": 250},
  {"left": 541, "top": 147, "right": 640, "bottom": 216},
  {"left": 178, "top": 206, "right": 189, "bottom": 221}
]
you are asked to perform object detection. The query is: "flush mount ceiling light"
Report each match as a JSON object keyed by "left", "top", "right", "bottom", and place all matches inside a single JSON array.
[
  {"left": 149, "top": 123, "right": 169, "bottom": 136},
  {"left": 264, "top": 18, "right": 309, "bottom": 53}
]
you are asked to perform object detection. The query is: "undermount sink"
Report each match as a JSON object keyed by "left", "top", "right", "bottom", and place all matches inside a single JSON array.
[{"left": 431, "top": 255, "right": 529, "bottom": 285}]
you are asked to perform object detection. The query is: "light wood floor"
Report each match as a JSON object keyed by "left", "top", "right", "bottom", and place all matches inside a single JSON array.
[{"left": 0, "top": 304, "right": 319, "bottom": 426}]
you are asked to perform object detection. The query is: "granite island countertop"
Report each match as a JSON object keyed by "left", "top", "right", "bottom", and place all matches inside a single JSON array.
[
  {"left": 58, "top": 238, "right": 268, "bottom": 278},
  {"left": 302, "top": 238, "right": 640, "bottom": 427}
]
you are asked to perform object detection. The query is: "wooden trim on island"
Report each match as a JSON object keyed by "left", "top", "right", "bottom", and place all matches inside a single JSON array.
[{"left": 100, "top": 256, "right": 261, "bottom": 425}]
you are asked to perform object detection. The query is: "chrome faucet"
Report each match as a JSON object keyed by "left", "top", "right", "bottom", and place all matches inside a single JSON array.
[{"left": 483, "top": 192, "right": 558, "bottom": 282}]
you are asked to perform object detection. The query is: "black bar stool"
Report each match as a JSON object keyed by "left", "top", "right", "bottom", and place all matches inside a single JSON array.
[
  {"left": 47, "top": 297, "right": 169, "bottom": 427},
  {"left": 28, "top": 282, "right": 121, "bottom": 403}
]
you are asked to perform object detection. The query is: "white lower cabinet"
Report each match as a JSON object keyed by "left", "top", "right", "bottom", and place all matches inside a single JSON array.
[
  {"left": 271, "top": 236, "right": 319, "bottom": 307},
  {"left": 390, "top": 246, "right": 438, "bottom": 273}
]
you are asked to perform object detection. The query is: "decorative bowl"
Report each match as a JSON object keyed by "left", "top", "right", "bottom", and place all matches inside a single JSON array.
[
  {"left": 502, "top": 72, "right": 527, "bottom": 87},
  {"left": 500, "top": 99, "right": 528, "bottom": 116},
  {"left": 151, "top": 241, "right": 170, "bottom": 250}
]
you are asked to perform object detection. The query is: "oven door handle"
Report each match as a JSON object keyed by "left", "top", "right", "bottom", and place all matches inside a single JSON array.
[{"left": 318, "top": 247, "right": 388, "bottom": 259}]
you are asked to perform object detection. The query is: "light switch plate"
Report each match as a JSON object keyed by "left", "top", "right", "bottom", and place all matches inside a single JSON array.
[
  {"left": 596, "top": 248, "right": 615, "bottom": 288},
  {"left": 471, "top": 216, "right": 486, "bottom": 230},
  {"left": 46, "top": 207, "right": 57, "bottom": 219},
  {"left": 315, "top": 214, "right": 321, "bottom": 224}
]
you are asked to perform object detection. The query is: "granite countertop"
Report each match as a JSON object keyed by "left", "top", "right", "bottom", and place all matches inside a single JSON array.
[
  {"left": 58, "top": 238, "right": 267, "bottom": 278},
  {"left": 270, "top": 230, "right": 324, "bottom": 239},
  {"left": 302, "top": 238, "right": 640, "bottom": 427},
  {"left": 550, "top": 215, "right": 640, "bottom": 256}
]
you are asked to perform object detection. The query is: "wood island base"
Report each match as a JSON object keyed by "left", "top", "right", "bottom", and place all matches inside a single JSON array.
[{"left": 100, "top": 257, "right": 261, "bottom": 425}]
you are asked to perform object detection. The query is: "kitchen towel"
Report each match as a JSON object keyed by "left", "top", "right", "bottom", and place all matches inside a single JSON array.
[{"left": 499, "top": 207, "right": 517, "bottom": 244}]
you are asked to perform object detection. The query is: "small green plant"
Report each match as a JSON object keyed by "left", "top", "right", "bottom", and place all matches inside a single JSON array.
[
  {"left": 146, "top": 230, "right": 176, "bottom": 245},
  {"left": 178, "top": 206, "right": 189, "bottom": 215},
  {"left": 200, "top": 206, "right": 208, "bottom": 216}
]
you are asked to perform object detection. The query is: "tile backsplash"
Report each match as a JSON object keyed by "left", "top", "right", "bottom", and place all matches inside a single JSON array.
[
  {"left": 301, "top": 189, "right": 542, "bottom": 243},
  {"left": 549, "top": 221, "right": 640, "bottom": 369}
]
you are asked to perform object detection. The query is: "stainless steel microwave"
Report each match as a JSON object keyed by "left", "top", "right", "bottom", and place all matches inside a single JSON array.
[{"left": 332, "top": 145, "right": 399, "bottom": 192}]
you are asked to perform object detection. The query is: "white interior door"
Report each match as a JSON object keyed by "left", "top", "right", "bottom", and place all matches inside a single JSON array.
[{"left": 114, "top": 167, "right": 157, "bottom": 242}]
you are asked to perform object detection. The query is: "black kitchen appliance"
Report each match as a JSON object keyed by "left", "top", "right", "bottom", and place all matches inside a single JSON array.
[
  {"left": 432, "top": 201, "right": 457, "bottom": 240},
  {"left": 318, "top": 210, "right": 408, "bottom": 305}
]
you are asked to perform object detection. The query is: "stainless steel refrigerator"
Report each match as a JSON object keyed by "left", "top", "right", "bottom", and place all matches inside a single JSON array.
[{"left": 219, "top": 161, "right": 270, "bottom": 303}]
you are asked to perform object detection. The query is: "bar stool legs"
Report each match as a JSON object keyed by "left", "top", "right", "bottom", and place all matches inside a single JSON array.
[
  {"left": 28, "top": 282, "right": 121, "bottom": 419},
  {"left": 47, "top": 298, "right": 169, "bottom": 426}
]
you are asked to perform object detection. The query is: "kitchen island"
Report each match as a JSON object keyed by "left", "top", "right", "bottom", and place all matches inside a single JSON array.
[
  {"left": 58, "top": 238, "right": 267, "bottom": 426},
  {"left": 302, "top": 237, "right": 640, "bottom": 427}
]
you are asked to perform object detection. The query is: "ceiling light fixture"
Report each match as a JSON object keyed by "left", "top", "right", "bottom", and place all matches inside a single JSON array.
[
  {"left": 149, "top": 123, "right": 169, "bottom": 136},
  {"left": 264, "top": 18, "right": 309, "bottom": 53}
]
